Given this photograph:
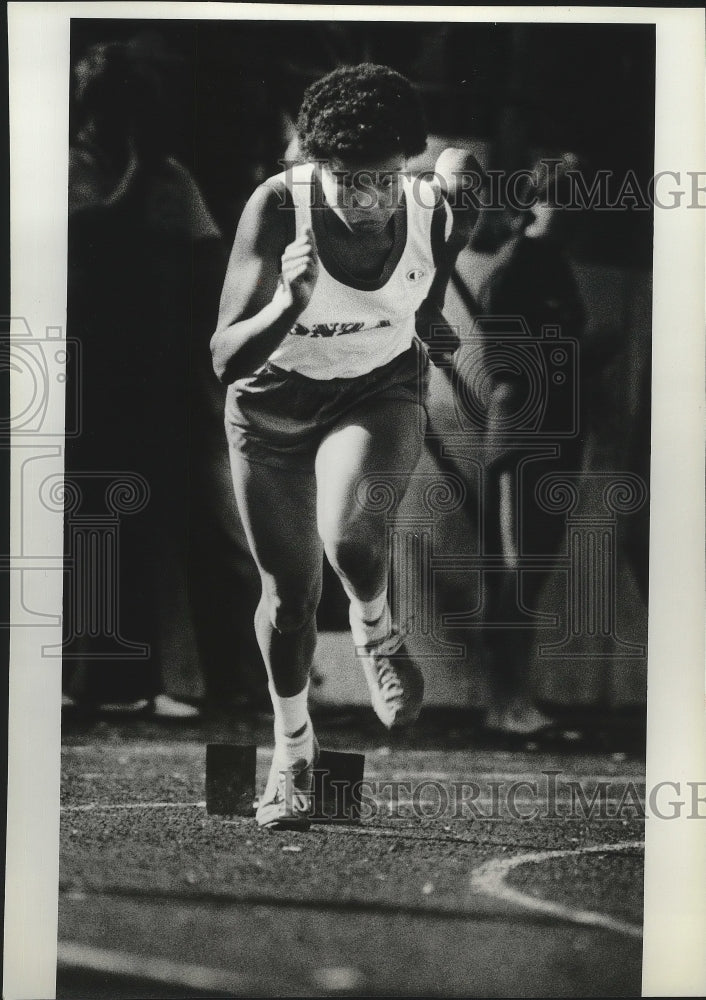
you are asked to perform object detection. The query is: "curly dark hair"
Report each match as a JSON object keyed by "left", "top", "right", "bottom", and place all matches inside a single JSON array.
[{"left": 296, "top": 63, "right": 427, "bottom": 162}]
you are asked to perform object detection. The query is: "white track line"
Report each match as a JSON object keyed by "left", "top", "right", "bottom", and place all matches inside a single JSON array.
[
  {"left": 60, "top": 801, "right": 645, "bottom": 944},
  {"left": 365, "top": 771, "right": 645, "bottom": 782},
  {"left": 56, "top": 844, "right": 643, "bottom": 998},
  {"left": 56, "top": 941, "right": 252, "bottom": 994},
  {"left": 62, "top": 801, "right": 206, "bottom": 812},
  {"left": 469, "top": 841, "right": 644, "bottom": 938},
  {"left": 61, "top": 795, "right": 644, "bottom": 816}
]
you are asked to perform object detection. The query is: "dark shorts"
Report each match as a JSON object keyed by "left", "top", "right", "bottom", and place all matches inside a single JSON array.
[{"left": 225, "top": 342, "right": 430, "bottom": 473}]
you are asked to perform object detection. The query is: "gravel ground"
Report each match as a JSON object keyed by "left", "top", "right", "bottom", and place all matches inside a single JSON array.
[{"left": 58, "top": 716, "right": 645, "bottom": 997}]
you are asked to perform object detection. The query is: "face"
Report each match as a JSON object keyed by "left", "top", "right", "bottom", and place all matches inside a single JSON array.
[{"left": 320, "top": 153, "right": 407, "bottom": 234}]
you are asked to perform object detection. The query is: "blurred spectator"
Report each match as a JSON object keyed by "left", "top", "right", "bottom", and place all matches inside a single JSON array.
[
  {"left": 62, "top": 35, "right": 228, "bottom": 717},
  {"left": 450, "top": 154, "right": 587, "bottom": 741}
]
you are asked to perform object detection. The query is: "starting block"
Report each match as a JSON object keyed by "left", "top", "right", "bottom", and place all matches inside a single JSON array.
[
  {"left": 206, "top": 743, "right": 365, "bottom": 823},
  {"left": 311, "top": 749, "right": 365, "bottom": 824}
]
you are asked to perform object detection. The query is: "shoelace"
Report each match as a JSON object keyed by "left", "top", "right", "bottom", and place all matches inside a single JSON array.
[
  {"left": 269, "top": 758, "right": 311, "bottom": 810},
  {"left": 375, "top": 657, "right": 405, "bottom": 700}
]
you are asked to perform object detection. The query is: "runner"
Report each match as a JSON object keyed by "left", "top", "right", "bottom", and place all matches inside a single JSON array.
[{"left": 211, "top": 63, "right": 477, "bottom": 829}]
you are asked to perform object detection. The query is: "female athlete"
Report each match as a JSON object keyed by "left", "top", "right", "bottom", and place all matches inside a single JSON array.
[{"left": 211, "top": 63, "right": 477, "bottom": 829}]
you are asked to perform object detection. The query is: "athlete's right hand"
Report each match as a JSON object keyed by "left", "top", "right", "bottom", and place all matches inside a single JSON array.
[{"left": 274, "top": 226, "right": 319, "bottom": 314}]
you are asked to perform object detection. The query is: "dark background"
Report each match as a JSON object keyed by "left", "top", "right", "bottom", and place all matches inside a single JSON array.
[
  {"left": 70, "top": 19, "right": 655, "bottom": 264},
  {"left": 63, "top": 18, "right": 654, "bottom": 714}
]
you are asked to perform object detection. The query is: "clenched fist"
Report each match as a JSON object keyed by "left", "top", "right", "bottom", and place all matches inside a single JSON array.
[{"left": 274, "top": 226, "right": 319, "bottom": 315}]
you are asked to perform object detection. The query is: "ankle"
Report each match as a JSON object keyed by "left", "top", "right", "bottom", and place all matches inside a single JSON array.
[
  {"left": 275, "top": 716, "right": 315, "bottom": 764},
  {"left": 349, "top": 601, "right": 392, "bottom": 648},
  {"left": 268, "top": 680, "right": 310, "bottom": 739},
  {"left": 347, "top": 584, "right": 387, "bottom": 626}
]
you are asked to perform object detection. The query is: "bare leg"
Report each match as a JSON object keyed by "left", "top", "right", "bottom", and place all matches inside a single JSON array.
[
  {"left": 315, "top": 397, "right": 425, "bottom": 605},
  {"left": 228, "top": 452, "right": 322, "bottom": 698},
  {"left": 315, "top": 397, "right": 427, "bottom": 728},
  {"left": 228, "top": 451, "right": 324, "bottom": 828}
]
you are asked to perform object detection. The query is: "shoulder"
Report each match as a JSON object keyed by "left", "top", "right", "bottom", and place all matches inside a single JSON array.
[
  {"left": 236, "top": 176, "right": 295, "bottom": 255},
  {"left": 403, "top": 173, "right": 445, "bottom": 219},
  {"left": 258, "top": 173, "right": 295, "bottom": 212}
]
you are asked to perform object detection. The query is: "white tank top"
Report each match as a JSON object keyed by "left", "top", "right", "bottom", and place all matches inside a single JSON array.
[{"left": 265, "top": 162, "right": 451, "bottom": 379}]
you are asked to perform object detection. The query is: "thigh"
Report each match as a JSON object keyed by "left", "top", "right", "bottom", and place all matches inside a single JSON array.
[
  {"left": 229, "top": 451, "right": 323, "bottom": 596},
  {"left": 315, "top": 397, "right": 425, "bottom": 543}
]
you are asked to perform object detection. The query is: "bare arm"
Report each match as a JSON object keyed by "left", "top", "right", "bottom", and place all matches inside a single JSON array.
[
  {"left": 210, "top": 182, "right": 318, "bottom": 384},
  {"left": 415, "top": 200, "right": 473, "bottom": 362},
  {"left": 415, "top": 148, "right": 485, "bottom": 363}
]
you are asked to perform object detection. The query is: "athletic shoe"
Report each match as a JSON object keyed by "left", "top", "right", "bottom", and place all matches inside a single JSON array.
[
  {"left": 256, "top": 735, "right": 319, "bottom": 831},
  {"left": 150, "top": 694, "right": 201, "bottom": 720},
  {"left": 357, "top": 632, "right": 424, "bottom": 729}
]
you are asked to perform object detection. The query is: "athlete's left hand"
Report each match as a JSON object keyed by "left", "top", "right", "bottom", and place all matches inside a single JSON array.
[
  {"left": 415, "top": 301, "right": 461, "bottom": 367},
  {"left": 434, "top": 147, "right": 486, "bottom": 252}
]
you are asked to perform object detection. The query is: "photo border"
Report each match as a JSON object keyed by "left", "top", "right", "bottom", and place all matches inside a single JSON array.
[{"left": 5, "top": 4, "right": 705, "bottom": 997}]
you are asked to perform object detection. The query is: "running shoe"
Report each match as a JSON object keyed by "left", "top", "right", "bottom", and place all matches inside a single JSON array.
[
  {"left": 357, "top": 632, "right": 424, "bottom": 729},
  {"left": 255, "top": 736, "right": 319, "bottom": 831}
]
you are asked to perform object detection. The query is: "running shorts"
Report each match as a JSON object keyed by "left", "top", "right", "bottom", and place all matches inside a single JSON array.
[{"left": 225, "top": 341, "right": 430, "bottom": 473}]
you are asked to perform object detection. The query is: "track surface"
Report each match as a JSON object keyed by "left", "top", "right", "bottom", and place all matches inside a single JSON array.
[{"left": 58, "top": 715, "right": 645, "bottom": 998}]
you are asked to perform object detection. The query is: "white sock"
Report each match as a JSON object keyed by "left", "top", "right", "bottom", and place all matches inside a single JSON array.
[
  {"left": 269, "top": 681, "right": 314, "bottom": 764},
  {"left": 347, "top": 587, "right": 391, "bottom": 648}
]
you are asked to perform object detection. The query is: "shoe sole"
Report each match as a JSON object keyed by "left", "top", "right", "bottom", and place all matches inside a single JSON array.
[{"left": 255, "top": 806, "right": 312, "bottom": 832}]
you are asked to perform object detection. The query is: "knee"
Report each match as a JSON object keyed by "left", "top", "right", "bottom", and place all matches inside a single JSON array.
[
  {"left": 260, "top": 580, "right": 321, "bottom": 634},
  {"left": 326, "top": 536, "right": 386, "bottom": 586},
  {"left": 487, "top": 381, "right": 522, "bottom": 422}
]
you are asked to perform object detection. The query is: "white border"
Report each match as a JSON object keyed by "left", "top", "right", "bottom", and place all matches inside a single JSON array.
[{"left": 5, "top": 5, "right": 706, "bottom": 998}]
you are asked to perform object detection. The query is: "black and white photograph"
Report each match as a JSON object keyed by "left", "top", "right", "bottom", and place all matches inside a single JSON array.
[{"left": 5, "top": 5, "right": 706, "bottom": 998}]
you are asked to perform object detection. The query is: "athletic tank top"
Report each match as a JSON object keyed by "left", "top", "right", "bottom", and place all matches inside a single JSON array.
[{"left": 265, "top": 162, "right": 451, "bottom": 379}]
